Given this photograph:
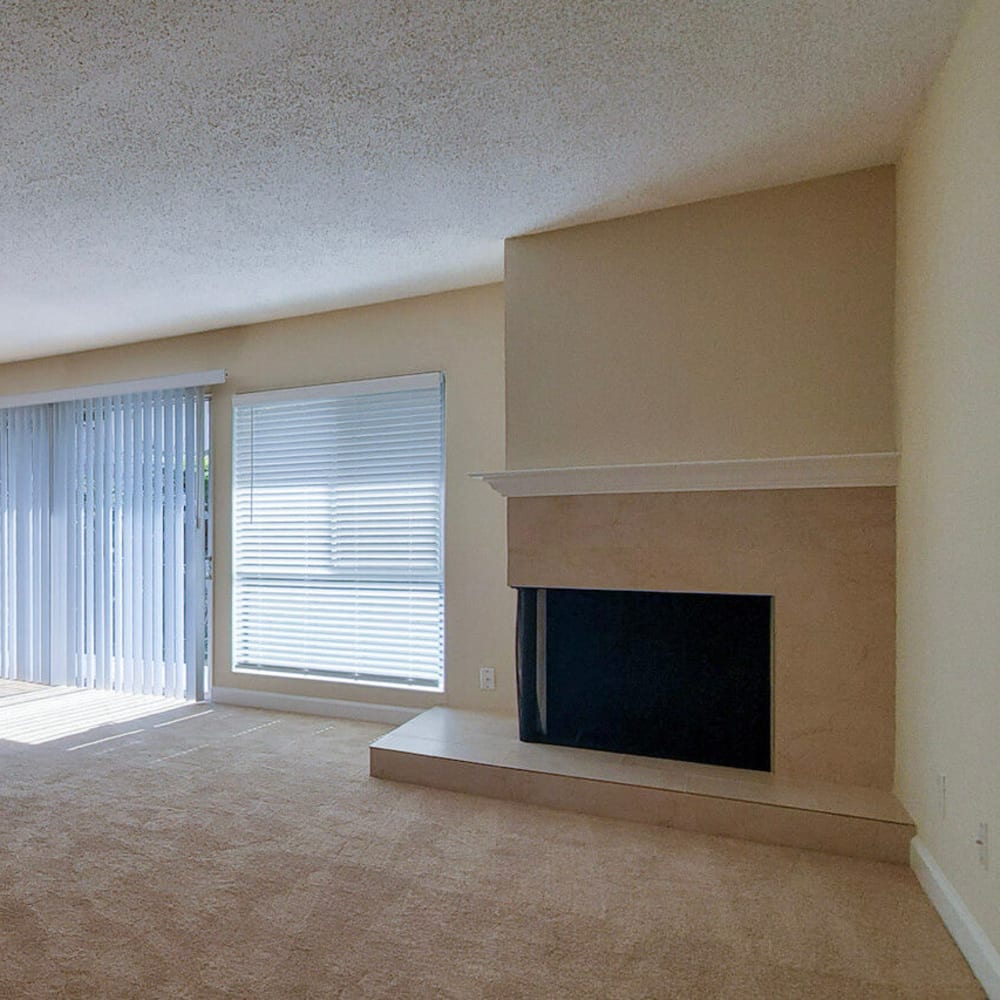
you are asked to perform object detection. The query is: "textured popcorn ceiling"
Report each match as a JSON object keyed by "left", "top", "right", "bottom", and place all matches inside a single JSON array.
[{"left": 0, "top": 0, "right": 971, "bottom": 360}]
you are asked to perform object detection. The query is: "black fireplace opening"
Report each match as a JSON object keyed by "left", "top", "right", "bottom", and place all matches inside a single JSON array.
[{"left": 516, "top": 587, "right": 773, "bottom": 772}]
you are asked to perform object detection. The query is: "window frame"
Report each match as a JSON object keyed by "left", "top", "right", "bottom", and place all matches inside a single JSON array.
[{"left": 230, "top": 372, "right": 446, "bottom": 692}]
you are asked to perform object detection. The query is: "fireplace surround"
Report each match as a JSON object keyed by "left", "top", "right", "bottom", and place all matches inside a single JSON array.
[{"left": 502, "top": 480, "right": 896, "bottom": 789}]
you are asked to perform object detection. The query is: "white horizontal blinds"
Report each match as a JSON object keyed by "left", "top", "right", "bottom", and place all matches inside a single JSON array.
[
  {"left": 233, "top": 374, "right": 445, "bottom": 688},
  {"left": 0, "top": 405, "right": 52, "bottom": 683},
  {"left": 62, "top": 388, "right": 208, "bottom": 699}
]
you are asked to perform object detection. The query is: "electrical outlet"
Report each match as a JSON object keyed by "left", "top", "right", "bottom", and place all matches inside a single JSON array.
[
  {"left": 937, "top": 774, "right": 947, "bottom": 820},
  {"left": 975, "top": 823, "right": 989, "bottom": 869},
  {"left": 479, "top": 666, "right": 496, "bottom": 691}
]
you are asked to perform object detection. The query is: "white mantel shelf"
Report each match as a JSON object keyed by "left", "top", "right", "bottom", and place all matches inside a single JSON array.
[{"left": 471, "top": 452, "right": 899, "bottom": 498}]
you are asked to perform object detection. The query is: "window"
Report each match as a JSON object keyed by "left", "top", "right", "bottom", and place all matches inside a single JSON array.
[
  {"left": 232, "top": 373, "right": 445, "bottom": 689},
  {"left": 0, "top": 384, "right": 212, "bottom": 699}
]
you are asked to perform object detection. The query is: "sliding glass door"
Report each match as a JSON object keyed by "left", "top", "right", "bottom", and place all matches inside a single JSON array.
[{"left": 0, "top": 387, "right": 210, "bottom": 700}]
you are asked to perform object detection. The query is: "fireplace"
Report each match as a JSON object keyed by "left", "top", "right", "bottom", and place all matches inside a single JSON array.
[{"left": 516, "top": 587, "right": 773, "bottom": 771}]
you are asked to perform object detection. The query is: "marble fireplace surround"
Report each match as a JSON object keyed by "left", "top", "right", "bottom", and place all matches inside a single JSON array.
[{"left": 486, "top": 457, "right": 897, "bottom": 790}]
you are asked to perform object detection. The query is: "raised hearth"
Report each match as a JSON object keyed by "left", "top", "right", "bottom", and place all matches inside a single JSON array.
[{"left": 371, "top": 708, "right": 915, "bottom": 863}]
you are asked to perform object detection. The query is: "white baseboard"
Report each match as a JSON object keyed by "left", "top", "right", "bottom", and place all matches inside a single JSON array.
[
  {"left": 210, "top": 686, "right": 422, "bottom": 726},
  {"left": 911, "top": 837, "right": 1000, "bottom": 999}
]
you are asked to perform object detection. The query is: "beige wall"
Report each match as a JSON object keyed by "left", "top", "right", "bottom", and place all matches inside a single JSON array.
[
  {"left": 895, "top": 0, "right": 1000, "bottom": 952},
  {"left": 0, "top": 285, "right": 516, "bottom": 714},
  {"left": 505, "top": 167, "right": 896, "bottom": 470}
]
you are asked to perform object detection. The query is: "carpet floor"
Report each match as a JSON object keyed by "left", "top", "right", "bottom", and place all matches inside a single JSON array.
[{"left": 0, "top": 692, "right": 985, "bottom": 999}]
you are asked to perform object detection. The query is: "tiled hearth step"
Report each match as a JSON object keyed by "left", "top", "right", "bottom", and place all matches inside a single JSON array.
[{"left": 370, "top": 708, "right": 915, "bottom": 864}]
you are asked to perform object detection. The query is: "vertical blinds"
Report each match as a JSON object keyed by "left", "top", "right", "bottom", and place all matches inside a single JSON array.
[
  {"left": 0, "top": 405, "right": 52, "bottom": 684},
  {"left": 0, "top": 388, "right": 210, "bottom": 699},
  {"left": 232, "top": 372, "right": 445, "bottom": 689}
]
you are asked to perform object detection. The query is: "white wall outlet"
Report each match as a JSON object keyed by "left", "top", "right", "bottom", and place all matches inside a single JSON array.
[
  {"left": 479, "top": 666, "right": 496, "bottom": 691},
  {"left": 975, "top": 822, "right": 989, "bottom": 869},
  {"left": 937, "top": 773, "right": 947, "bottom": 820}
]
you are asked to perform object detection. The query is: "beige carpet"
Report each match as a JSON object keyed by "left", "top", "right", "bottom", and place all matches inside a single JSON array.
[{"left": 0, "top": 693, "right": 984, "bottom": 999}]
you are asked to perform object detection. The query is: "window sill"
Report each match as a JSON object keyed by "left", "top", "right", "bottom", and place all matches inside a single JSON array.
[{"left": 231, "top": 663, "right": 444, "bottom": 695}]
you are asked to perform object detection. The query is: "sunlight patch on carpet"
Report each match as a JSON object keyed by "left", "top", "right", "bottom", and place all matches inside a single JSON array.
[{"left": 0, "top": 683, "right": 190, "bottom": 745}]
